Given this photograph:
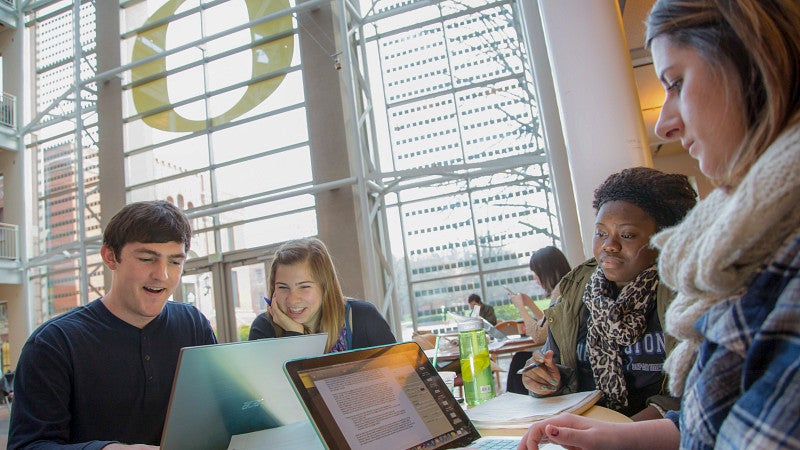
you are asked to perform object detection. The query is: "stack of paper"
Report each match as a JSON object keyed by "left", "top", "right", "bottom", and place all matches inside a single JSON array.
[{"left": 466, "top": 390, "right": 603, "bottom": 429}]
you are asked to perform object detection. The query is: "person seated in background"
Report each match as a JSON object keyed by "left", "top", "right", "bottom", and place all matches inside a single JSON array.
[
  {"left": 8, "top": 201, "right": 217, "bottom": 449},
  {"left": 505, "top": 246, "right": 572, "bottom": 394},
  {"left": 510, "top": 246, "right": 572, "bottom": 344},
  {"left": 521, "top": 167, "right": 697, "bottom": 419},
  {"left": 519, "top": 1, "right": 800, "bottom": 447},
  {"left": 249, "top": 237, "right": 396, "bottom": 352},
  {"left": 467, "top": 293, "right": 497, "bottom": 325}
]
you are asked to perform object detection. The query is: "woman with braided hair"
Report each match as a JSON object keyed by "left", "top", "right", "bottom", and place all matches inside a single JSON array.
[{"left": 521, "top": 167, "right": 697, "bottom": 419}]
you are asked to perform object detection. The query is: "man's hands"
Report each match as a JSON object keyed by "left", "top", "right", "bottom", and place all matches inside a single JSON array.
[{"left": 102, "top": 444, "right": 159, "bottom": 449}]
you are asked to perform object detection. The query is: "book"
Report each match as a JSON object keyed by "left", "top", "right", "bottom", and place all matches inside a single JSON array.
[{"left": 466, "top": 390, "right": 603, "bottom": 429}]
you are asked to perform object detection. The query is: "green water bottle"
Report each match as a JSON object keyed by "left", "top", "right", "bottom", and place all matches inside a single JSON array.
[{"left": 458, "top": 318, "right": 495, "bottom": 406}]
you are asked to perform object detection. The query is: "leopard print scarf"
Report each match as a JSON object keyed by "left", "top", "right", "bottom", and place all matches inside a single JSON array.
[{"left": 582, "top": 265, "right": 659, "bottom": 411}]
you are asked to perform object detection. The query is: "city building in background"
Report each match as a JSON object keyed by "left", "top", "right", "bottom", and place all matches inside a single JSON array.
[{"left": 0, "top": 0, "right": 563, "bottom": 349}]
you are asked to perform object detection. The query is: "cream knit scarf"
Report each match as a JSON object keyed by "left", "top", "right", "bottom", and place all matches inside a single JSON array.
[{"left": 651, "top": 123, "right": 800, "bottom": 396}]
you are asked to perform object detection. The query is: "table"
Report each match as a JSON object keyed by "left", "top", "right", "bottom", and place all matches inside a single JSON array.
[
  {"left": 423, "top": 336, "right": 542, "bottom": 362},
  {"left": 478, "top": 405, "right": 632, "bottom": 437},
  {"left": 424, "top": 336, "right": 543, "bottom": 392},
  {"left": 489, "top": 336, "right": 543, "bottom": 360}
]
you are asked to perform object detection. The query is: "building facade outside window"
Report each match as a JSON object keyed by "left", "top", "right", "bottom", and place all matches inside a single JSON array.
[{"left": 20, "top": 0, "right": 561, "bottom": 342}]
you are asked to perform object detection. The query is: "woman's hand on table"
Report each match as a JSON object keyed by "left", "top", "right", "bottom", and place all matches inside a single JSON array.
[
  {"left": 520, "top": 350, "right": 560, "bottom": 395},
  {"left": 517, "top": 414, "right": 680, "bottom": 450},
  {"left": 517, "top": 413, "right": 621, "bottom": 450}
]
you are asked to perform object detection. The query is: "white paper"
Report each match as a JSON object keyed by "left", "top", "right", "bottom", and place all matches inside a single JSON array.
[
  {"left": 314, "top": 365, "right": 444, "bottom": 450},
  {"left": 466, "top": 390, "right": 602, "bottom": 428}
]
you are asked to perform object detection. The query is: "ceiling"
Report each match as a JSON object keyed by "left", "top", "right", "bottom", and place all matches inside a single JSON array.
[{"left": 621, "top": 0, "right": 685, "bottom": 157}]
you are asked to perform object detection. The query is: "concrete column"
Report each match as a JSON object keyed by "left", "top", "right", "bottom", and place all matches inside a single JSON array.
[
  {"left": 296, "top": 1, "right": 368, "bottom": 301},
  {"left": 96, "top": 0, "right": 126, "bottom": 289},
  {"left": 536, "top": 0, "right": 651, "bottom": 257},
  {"left": 517, "top": 1, "right": 584, "bottom": 267}
]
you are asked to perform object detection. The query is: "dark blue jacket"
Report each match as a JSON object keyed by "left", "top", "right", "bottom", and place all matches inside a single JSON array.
[
  {"left": 9, "top": 299, "right": 216, "bottom": 449},
  {"left": 249, "top": 299, "right": 396, "bottom": 350}
]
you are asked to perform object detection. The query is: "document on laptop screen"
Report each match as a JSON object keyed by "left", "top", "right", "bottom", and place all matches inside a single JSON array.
[{"left": 304, "top": 351, "right": 453, "bottom": 450}]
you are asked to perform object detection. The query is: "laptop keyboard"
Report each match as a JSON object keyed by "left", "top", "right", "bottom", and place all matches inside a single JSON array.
[{"left": 473, "top": 438, "right": 521, "bottom": 449}]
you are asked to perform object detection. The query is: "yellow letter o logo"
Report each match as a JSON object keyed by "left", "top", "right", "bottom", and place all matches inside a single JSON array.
[{"left": 131, "top": 0, "right": 293, "bottom": 132}]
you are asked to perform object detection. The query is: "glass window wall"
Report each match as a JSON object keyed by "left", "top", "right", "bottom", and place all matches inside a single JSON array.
[{"left": 22, "top": 0, "right": 563, "bottom": 343}]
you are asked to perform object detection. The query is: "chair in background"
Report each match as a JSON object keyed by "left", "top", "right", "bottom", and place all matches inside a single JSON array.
[
  {"left": 411, "top": 331, "right": 438, "bottom": 350},
  {"left": 495, "top": 320, "right": 520, "bottom": 337}
]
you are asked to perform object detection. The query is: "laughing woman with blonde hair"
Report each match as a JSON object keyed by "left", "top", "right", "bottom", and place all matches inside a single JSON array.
[{"left": 249, "top": 237, "right": 395, "bottom": 352}]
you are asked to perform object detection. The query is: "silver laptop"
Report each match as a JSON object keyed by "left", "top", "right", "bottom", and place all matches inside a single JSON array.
[
  {"left": 160, "top": 333, "right": 328, "bottom": 450},
  {"left": 283, "top": 342, "right": 521, "bottom": 450}
]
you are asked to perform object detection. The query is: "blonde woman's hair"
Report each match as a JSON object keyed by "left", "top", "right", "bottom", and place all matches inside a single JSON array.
[
  {"left": 646, "top": 0, "right": 800, "bottom": 187},
  {"left": 268, "top": 237, "right": 346, "bottom": 351}
]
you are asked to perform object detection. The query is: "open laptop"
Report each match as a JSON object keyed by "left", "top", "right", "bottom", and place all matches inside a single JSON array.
[
  {"left": 284, "top": 342, "right": 522, "bottom": 450},
  {"left": 160, "top": 333, "right": 328, "bottom": 450}
]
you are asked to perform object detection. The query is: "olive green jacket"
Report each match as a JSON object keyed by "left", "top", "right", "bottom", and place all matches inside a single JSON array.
[{"left": 542, "top": 258, "right": 677, "bottom": 395}]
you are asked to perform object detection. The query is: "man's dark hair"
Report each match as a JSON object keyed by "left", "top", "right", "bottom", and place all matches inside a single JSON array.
[
  {"left": 592, "top": 167, "right": 697, "bottom": 230},
  {"left": 103, "top": 200, "right": 192, "bottom": 261},
  {"left": 467, "top": 293, "right": 482, "bottom": 304}
]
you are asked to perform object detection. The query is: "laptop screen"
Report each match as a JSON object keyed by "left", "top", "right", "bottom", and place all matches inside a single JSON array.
[
  {"left": 160, "top": 333, "right": 328, "bottom": 450},
  {"left": 284, "top": 342, "right": 483, "bottom": 450}
]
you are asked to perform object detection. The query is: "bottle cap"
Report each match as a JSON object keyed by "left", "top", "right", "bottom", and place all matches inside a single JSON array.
[{"left": 457, "top": 318, "right": 483, "bottom": 332}]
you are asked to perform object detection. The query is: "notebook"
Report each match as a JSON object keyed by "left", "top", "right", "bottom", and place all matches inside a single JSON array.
[
  {"left": 160, "top": 333, "right": 328, "bottom": 450},
  {"left": 283, "top": 341, "right": 524, "bottom": 450}
]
